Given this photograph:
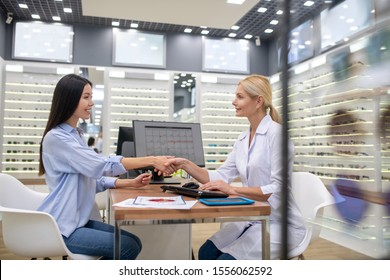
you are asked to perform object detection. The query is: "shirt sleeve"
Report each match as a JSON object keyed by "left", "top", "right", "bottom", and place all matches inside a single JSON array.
[
  {"left": 208, "top": 142, "right": 240, "bottom": 184},
  {"left": 96, "top": 176, "right": 117, "bottom": 192},
  {"left": 43, "top": 130, "right": 126, "bottom": 179},
  {"left": 260, "top": 124, "right": 295, "bottom": 209}
]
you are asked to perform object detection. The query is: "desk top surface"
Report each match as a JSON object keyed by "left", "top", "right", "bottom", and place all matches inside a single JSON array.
[{"left": 110, "top": 184, "right": 271, "bottom": 221}]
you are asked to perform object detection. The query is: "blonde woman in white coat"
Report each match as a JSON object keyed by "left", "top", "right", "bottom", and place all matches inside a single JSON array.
[{"left": 166, "top": 74, "right": 307, "bottom": 260}]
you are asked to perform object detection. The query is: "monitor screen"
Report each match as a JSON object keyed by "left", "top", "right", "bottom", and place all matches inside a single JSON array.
[
  {"left": 133, "top": 120, "right": 205, "bottom": 167},
  {"left": 320, "top": 0, "right": 372, "bottom": 50},
  {"left": 116, "top": 126, "right": 134, "bottom": 156},
  {"left": 13, "top": 21, "right": 74, "bottom": 63},
  {"left": 202, "top": 37, "right": 249, "bottom": 74}
]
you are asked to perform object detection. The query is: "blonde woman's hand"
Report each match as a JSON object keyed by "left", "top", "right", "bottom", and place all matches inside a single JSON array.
[
  {"left": 153, "top": 156, "right": 176, "bottom": 176},
  {"left": 200, "top": 180, "right": 237, "bottom": 195}
]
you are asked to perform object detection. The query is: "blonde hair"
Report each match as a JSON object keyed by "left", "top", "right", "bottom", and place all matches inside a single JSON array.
[{"left": 239, "top": 74, "right": 281, "bottom": 124}]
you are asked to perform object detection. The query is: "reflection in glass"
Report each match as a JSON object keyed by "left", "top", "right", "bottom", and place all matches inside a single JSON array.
[{"left": 173, "top": 73, "right": 196, "bottom": 122}]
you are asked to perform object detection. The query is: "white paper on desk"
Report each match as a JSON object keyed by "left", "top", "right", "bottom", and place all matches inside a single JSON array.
[
  {"left": 134, "top": 196, "right": 186, "bottom": 206},
  {"left": 113, "top": 198, "right": 197, "bottom": 209}
]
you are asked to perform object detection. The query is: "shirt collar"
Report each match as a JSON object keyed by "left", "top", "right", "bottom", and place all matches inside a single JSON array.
[
  {"left": 58, "top": 123, "right": 84, "bottom": 135},
  {"left": 238, "top": 114, "right": 272, "bottom": 141}
]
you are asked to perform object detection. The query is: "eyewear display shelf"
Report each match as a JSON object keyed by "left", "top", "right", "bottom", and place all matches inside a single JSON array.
[
  {"left": 103, "top": 70, "right": 172, "bottom": 156},
  {"left": 0, "top": 62, "right": 77, "bottom": 180},
  {"left": 198, "top": 75, "right": 247, "bottom": 170},
  {"left": 270, "top": 53, "right": 389, "bottom": 258}
]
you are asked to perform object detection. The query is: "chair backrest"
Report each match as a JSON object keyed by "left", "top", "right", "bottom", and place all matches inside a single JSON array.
[
  {"left": 0, "top": 173, "right": 98, "bottom": 260},
  {"left": 1, "top": 207, "right": 70, "bottom": 258},
  {"left": 0, "top": 173, "right": 47, "bottom": 210},
  {"left": 288, "top": 172, "right": 335, "bottom": 258}
]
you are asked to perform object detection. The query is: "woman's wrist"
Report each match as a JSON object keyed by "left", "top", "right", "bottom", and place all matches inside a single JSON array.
[
  {"left": 149, "top": 156, "right": 158, "bottom": 167},
  {"left": 180, "top": 158, "right": 190, "bottom": 170},
  {"left": 230, "top": 186, "right": 240, "bottom": 196}
]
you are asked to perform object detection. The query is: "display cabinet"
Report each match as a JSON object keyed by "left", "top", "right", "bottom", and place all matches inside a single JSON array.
[
  {"left": 270, "top": 48, "right": 389, "bottom": 258},
  {"left": 197, "top": 74, "right": 246, "bottom": 170},
  {"left": 0, "top": 62, "right": 76, "bottom": 180},
  {"left": 101, "top": 69, "right": 173, "bottom": 156}
]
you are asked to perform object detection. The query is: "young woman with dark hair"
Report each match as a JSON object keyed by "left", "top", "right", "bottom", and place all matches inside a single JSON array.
[{"left": 38, "top": 74, "right": 174, "bottom": 259}]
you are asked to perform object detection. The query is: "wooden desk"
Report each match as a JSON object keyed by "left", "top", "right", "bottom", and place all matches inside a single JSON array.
[{"left": 109, "top": 185, "right": 271, "bottom": 260}]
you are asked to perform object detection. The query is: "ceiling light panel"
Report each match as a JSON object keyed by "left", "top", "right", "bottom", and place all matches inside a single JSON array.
[{"left": 0, "top": 0, "right": 326, "bottom": 41}]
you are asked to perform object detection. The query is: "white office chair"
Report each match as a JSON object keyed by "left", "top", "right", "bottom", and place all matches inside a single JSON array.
[
  {"left": 288, "top": 172, "right": 335, "bottom": 259},
  {"left": 94, "top": 190, "right": 108, "bottom": 223},
  {"left": 0, "top": 173, "right": 100, "bottom": 260}
]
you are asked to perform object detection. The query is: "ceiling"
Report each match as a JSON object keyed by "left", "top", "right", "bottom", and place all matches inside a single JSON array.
[{"left": 0, "top": 0, "right": 332, "bottom": 41}]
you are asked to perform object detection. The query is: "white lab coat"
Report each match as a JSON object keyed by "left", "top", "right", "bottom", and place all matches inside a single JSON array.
[{"left": 207, "top": 114, "right": 307, "bottom": 260}]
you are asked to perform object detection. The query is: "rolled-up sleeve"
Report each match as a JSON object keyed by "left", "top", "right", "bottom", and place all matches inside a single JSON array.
[
  {"left": 96, "top": 176, "right": 118, "bottom": 192},
  {"left": 44, "top": 130, "right": 127, "bottom": 179}
]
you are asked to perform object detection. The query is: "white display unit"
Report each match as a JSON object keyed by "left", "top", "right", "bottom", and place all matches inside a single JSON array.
[
  {"left": 101, "top": 68, "right": 173, "bottom": 156},
  {"left": 0, "top": 62, "right": 76, "bottom": 180},
  {"left": 270, "top": 47, "right": 390, "bottom": 258},
  {"left": 197, "top": 74, "right": 247, "bottom": 170}
]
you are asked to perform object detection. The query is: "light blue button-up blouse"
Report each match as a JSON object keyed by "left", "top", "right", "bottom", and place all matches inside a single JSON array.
[{"left": 38, "top": 123, "right": 126, "bottom": 237}]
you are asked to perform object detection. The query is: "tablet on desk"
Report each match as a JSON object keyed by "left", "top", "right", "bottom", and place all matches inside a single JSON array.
[{"left": 199, "top": 197, "right": 255, "bottom": 206}]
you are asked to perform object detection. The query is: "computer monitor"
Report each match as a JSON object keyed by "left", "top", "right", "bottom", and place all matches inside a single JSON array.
[
  {"left": 115, "top": 126, "right": 139, "bottom": 178},
  {"left": 132, "top": 120, "right": 205, "bottom": 184},
  {"left": 116, "top": 126, "right": 134, "bottom": 156}
]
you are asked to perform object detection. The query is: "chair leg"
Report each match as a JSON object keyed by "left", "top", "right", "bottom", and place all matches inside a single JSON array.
[{"left": 288, "top": 254, "right": 305, "bottom": 260}]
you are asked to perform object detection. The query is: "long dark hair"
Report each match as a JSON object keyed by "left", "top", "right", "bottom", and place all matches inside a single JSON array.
[{"left": 38, "top": 74, "right": 92, "bottom": 176}]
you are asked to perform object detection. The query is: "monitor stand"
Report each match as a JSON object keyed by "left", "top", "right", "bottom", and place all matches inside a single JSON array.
[{"left": 149, "top": 170, "right": 181, "bottom": 184}]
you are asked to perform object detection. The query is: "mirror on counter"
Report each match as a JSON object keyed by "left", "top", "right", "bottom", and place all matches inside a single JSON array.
[{"left": 173, "top": 72, "right": 196, "bottom": 122}]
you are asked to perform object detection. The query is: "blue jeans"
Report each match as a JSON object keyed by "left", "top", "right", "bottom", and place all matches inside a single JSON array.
[
  {"left": 198, "top": 240, "right": 236, "bottom": 260},
  {"left": 63, "top": 220, "right": 142, "bottom": 260}
]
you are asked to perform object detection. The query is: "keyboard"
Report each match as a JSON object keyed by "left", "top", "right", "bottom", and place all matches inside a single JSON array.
[{"left": 161, "top": 185, "right": 229, "bottom": 199}]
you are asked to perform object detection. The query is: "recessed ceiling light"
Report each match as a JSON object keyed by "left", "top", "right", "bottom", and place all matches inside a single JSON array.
[
  {"left": 64, "top": 8, "right": 72, "bottom": 13},
  {"left": 264, "top": 29, "right": 273, "bottom": 34},
  {"left": 270, "top": 20, "right": 279, "bottom": 25},
  {"left": 303, "top": 1, "right": 315, "bottom": 7},
  {"left": 31, "top": 14, "right": 40, "bottom": 19},
  {"left": 112, "top": 21, "right": 120, "bottom": 26},
  {"left": 228, "top": 33, "right": 237, "bottom": 37},
  {"left": 131, "top": 23, "right": 138, "bottom": 28},
  {"left": 257, "top": 7, "right": 267, "bottom": 13},
  {"left": 201, "top": 30, "right": 210, "bottom": 35},
  {"left": 19, "top": 4, "right": 28, "bottom": 9},
  {"left": 52, "top": 16, "right": 61, "bottom": 21},
  {"left": 184, "top": 28, "right": 192, "bottom": 33},
  {"left": 244, "top": 34, "right": 253, "bottom": 39},
  {"left": 276, "top": 10, "right": 283, "bottom": 15},
  {"left": 200, "top": 26, "right": 208, "bottom": 29},
  {"left": 227, "top": 0, "right": 246, "bottom": 4},
  {"left": 231, "top": 25, "right": 240, "bottom": 30}
]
